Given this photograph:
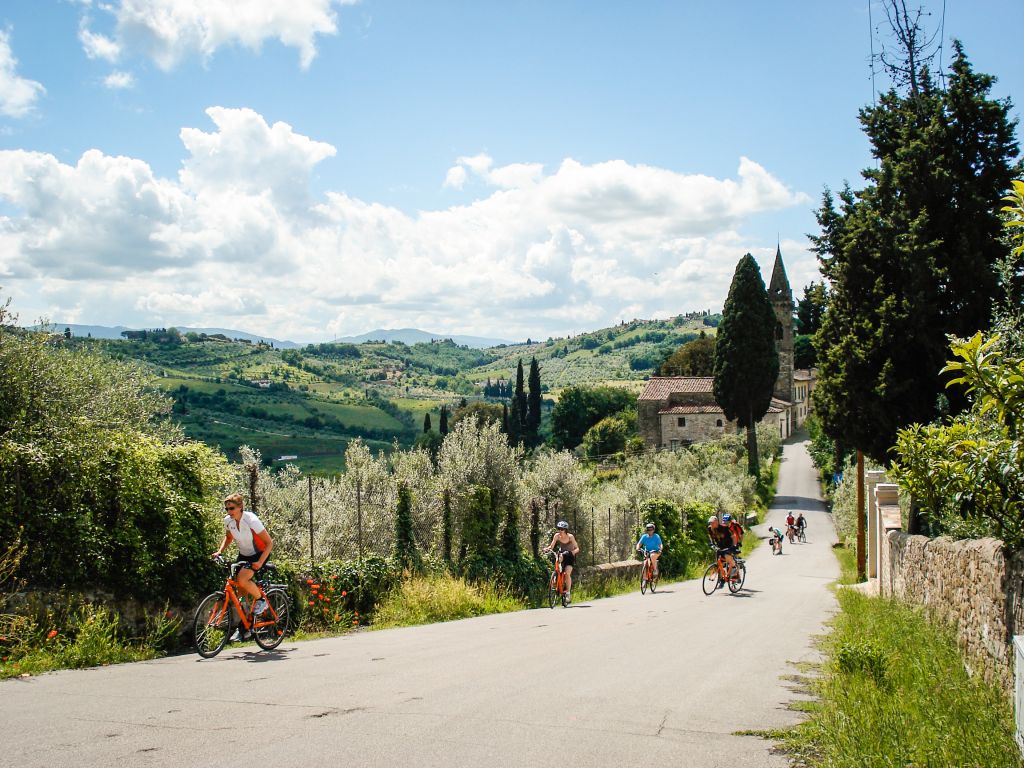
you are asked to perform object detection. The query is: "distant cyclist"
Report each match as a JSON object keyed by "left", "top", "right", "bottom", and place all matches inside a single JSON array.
[
  {"left": 707, "top": 515, "right": 738, "bottom": 582},
  {"left": 785, "top": 512, "right": 797, "bottom": 544},
  {"left": 543, "top": 521, "right": 580, "bottom": 604},
  {"left": 212, "top": 493, "right": 274, "bottom": 616},
  {"left": 796, "top": 512, "right": 807, "bottom": 539},
  {"left": 768, "top": 526, "right": 784, "bottom": 555},
  {"left": 636, "top": 522, "right": 663, "bottom": 578}
]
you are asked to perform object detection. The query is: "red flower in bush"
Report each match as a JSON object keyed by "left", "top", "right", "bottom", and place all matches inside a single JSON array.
[
  {"left": 308, "top": 600, "right": 314, "bottom": 606},
  {"left": 46, "top": 630, "right": 58, "bottom": 640},
  {"left": 341, "top": 591, "right": 347, "bottom": 597}
]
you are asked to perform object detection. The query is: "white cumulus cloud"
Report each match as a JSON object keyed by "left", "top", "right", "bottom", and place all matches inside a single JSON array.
[
  {"left": 103, "top": 70, "right": 135, "bottom": 89},
  {"left": 0, "top": 107, "right": 812, "bottom": 341},
  {"left": 0, "top": 31, "right": 45, "bottom": 118},
  {"left": 78, "top": 0, "right": 357, "bottom": 70}
]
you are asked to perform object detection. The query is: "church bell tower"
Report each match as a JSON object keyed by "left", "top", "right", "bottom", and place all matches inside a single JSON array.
[{"left": 767, "top": 246, "right": 794, "bottom": 404}]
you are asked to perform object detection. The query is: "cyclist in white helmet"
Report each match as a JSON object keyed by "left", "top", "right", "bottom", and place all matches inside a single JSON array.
[{"left": 543, "top": 521, "right": 580, "bottom": 604}]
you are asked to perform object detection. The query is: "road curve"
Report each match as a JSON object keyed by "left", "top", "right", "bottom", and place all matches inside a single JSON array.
[{"left": 0, "top": 435, "right": 838, "bottom": 768}]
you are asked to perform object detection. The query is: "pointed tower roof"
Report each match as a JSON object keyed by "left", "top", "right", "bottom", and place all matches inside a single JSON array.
[{"left": 768, "top": 245, "right": 791, "bottom": 300}]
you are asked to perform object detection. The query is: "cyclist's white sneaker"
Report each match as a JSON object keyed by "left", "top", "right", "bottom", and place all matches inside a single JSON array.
[
  {"left": 253, "top": 598, "right": 268, "bottom": 615},
  {"left": 564, "top": 592, "right": 571, "bottom": 604}
]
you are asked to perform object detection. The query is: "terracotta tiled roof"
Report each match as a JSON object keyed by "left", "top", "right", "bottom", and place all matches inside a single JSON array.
[
  {"left": 794, "top": 369, "right": 814, "bottom": 381},
  {"left": 638, "top": 377, "right": 715, "bottom": 401},
  {"left": 770, "top": 397, "right": 792, "bottom": 409},
  {"left": 659, "top": 405, "right": 724, "bottom": 415}
]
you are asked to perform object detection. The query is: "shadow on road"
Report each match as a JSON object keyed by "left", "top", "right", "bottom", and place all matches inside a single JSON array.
[{"left": 772, "top": 495, "right": 824, "bottom": 512}]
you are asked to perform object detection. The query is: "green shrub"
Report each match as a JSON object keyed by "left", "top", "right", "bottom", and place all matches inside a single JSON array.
[{"left": 372, "top": 572, "right": 524, "bottom": 628}]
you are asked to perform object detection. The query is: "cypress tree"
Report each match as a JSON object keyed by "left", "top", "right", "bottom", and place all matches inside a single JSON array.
[
  {"left": 526, "top": 357, "right": 542, "bottom": 445},
  {"left": 439, "top": 405, "right": 449, "bottom": 436},
  {"left": 423, "top": 412, "right": 432, "bottom": 433},
  {"left": 393, "top": 483, "right": 420, "bottom": 571},
  {"left": 713, "top": 253, "right": 779, "bottom": 476},
  {"left": 512, "top": 359, "right": 526, "bottom": 444}
]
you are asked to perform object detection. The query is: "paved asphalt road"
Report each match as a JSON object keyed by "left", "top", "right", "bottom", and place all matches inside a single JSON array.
[{"left": 0, "top": 435, "right": 838, "bottom": 768}]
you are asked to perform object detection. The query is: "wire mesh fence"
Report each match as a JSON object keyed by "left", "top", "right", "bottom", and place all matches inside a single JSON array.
[{"left": 239, "top": 460, "right": 641, "bottom": 567}]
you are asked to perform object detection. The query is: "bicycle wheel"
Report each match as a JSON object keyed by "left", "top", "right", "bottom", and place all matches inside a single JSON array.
[
  {"left": 728, "top": 562, "right": 747, "bottom": 593},
  {"left": 799, "top": 528, "right": 807, "bottom": 543},
  {"left": 253, "top": 589, "right": 290, "bottom": 651},
  {"left": 640, "top": 565, "right": 648, "bottom": 595},
  {"left": 548, "top": 573, "right": 558, "bottom": 609},
  {"left": 193, "top": 591, "right": 231, "bottom": 658},
  {"left": 701, "top": 564, "right": 720, "bottom": 596},
  {"left": 650, "top": 571, "right": 658, "bottom": 593}
]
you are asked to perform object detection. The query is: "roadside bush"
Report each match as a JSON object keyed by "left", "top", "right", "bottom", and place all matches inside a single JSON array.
[
  {"left": 372, "top": 572, "right": 524, "bottom": 628},
  {"left": 274, "top": 556, "right": 400, "bottom": 630}
]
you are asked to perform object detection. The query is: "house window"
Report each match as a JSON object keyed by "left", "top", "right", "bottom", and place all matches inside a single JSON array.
[
  {"left": 716, "top": 419, "right": 723, "bottom": 427},
  {"left": 677, "top": 417, "right": 686, "bottom": 427},
  {"left": 669, "top": 439, "right": 679, "bottom": 451}
]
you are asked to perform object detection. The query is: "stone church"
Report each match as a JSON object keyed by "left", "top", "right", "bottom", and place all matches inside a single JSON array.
[{"left": 638, "top": 248, "right": 815, "bottom": 450}]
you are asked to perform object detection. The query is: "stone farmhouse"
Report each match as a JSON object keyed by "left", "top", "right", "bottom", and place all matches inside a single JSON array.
[{"left": 638, "top": 248, "right": 816, "bottom": 450}]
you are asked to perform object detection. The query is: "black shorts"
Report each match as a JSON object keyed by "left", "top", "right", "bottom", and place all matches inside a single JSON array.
[
  {"left": 559, "top": 551, "right": 576, "bottom": 568},
  {"left": 234, "top": 553, "right": 260, "bottom": 569},
  {"left": 716, "top": 546, "right": 738, "bottom": 557}
]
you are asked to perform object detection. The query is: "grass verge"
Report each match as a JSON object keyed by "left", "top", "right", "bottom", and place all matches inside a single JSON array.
[
  {"left": 0, "top": 605, "right": 175, "bottom": 679},
  {"left": 759, "top": 581, "right": 1021, "bottom": 766},
  {"left": 371, "top": 573, "right": 525, "bottom": 629}
]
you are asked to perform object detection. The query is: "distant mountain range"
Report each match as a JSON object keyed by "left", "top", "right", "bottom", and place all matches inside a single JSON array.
[{"left": 33, "top": 324, "right": 513, "bottom": 350}]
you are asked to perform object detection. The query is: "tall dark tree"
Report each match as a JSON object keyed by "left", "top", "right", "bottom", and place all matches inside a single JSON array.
[
  {"left": 713, "top": 254, "right": 779, "bottom": 476},
  {"left": 508, "top": 359, "right": 526, "bottom": 445},
  {"left": 812, "top": 38, "right": 1020, "bottom": 463},
  {"left": 526, "top": 357, "right": 542, "bottom": 445},
  {"left": 393, "top": 483, "right": 420, "bottom": 571},
  {"left": 439, "top": 405, "right": 449, "bottom": 436},
  {"left": 422, "top": 412, "right": 432, "bottom": 433},
  {"left": 795, "top": 282, "right": 828, "bottom": 335}
]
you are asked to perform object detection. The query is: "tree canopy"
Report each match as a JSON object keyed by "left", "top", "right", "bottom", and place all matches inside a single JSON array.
[{"left": 811, "top": 41, "right": 1021, "bottom": 462}]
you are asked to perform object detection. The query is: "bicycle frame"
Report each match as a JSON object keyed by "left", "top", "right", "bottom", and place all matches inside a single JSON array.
[
  {"left": 550, "top": 552, "right": 565, "bottom": 595},
  {"left": 211, "top": 565, "right": 281, "bottom": 633}
]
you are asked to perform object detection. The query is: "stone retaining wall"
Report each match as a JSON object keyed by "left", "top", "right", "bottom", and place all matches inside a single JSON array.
[
  {"left": 576, "top": 559, "right": 643, "bottom": 585},
  {"left": 881, "top": 531, "right": 1022, "bottom": 690}
]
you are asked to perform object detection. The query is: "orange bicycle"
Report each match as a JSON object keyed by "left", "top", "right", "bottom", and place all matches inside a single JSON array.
[
  {"left": 192, "top": 555, "right": 290, "bottom": 658},
  {"left": 547, "top": 551, "right": 569, "bottom": 608},
  {"left": 640, "top": 549, "right": 659, "bottom": 594}
]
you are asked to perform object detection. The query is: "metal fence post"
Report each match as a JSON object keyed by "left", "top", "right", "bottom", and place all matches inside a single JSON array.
[
  {"left": 308, "top": 475, "right": 315, "bottom": 563},
  {"left": 591, "top": 508, "right": 596, "bottom": 566},
  {"left": 529, "top": 499, "right": 540, "bottom": 558},
  {"left": 356, "top": 478, "right": 364, "bottom": 564},
  {"left": 607, "top": 507, "right": 612, "bottom": 564}
]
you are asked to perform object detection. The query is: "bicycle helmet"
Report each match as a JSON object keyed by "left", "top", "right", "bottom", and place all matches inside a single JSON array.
[
  {"left": 556, "top": 520, "right": 569, "bottom": 530},
  {"left": 645, "top": 522, "right": 655, "bottom": 530},
  {"left": 707, "top": 515, "right": 718, "bottom": 525},
  {"left": 722, "top": 513, "right": 732, "bottom": 523}
]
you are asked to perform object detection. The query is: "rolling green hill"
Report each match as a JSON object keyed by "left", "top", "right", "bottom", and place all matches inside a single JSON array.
[{"left": 68, "top": 312, "right": 717, "bottom": 473}]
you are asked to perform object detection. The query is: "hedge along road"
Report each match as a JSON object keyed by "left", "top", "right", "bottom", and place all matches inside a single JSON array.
[{"left": 0, "top": 434, "right": 838, "bottom": 768}]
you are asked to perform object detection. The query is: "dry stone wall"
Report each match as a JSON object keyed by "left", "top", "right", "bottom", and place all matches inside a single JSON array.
[{"left": 881, "top": 531, "right": 1024, "bottom": 690}]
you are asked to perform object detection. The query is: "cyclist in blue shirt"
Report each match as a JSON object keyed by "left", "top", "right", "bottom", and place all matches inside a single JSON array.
[{"left": 636, "top": 522, "right": 663, "bottom": 578}]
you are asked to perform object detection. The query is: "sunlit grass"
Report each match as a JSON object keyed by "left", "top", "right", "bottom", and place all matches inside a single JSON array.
[
  {"left": 769, "top": 589, "right": 1021, "bottom": 767},
  {"left": 371, "top": 573, "right": 525, "bottom": 629}
]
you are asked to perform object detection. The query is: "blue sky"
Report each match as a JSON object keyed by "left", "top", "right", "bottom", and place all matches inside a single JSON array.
[{"left": 0, "top": 0, "right": 1021, "bottom": 342}]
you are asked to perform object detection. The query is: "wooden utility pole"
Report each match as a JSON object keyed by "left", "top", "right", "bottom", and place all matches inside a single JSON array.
[{"left": 856, "top": 450, "right": 866, "bottom": 581}]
